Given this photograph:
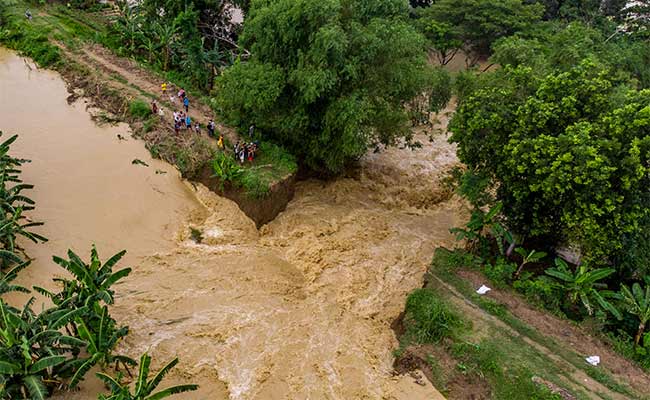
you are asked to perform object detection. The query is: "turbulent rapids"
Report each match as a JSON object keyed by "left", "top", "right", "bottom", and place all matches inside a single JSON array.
[{"left": 1, "top": 48, "right": 465, "bottom": 399}]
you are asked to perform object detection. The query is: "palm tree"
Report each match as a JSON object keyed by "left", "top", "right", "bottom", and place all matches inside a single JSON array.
[
  {"left": 619, "top": 282, "right": 650, "bottom": 347},
  {"left": 545, "top": 258, "right": 621, "bottom": 318}
]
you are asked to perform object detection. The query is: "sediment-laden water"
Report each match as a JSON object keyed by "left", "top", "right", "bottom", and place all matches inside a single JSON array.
[{"left": 1, "top": 48, "right": 464, "bottom": 399}]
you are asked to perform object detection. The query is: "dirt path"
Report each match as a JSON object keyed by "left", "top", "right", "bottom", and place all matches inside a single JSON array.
[
  {"left": 457, "top": 269, "right": 650, "bottom": 398},
  {"left": 80, "top": 44, "right": 237, "bottom": 143}
]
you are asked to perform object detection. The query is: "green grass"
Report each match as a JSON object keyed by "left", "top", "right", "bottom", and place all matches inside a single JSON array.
[
  {"left": 403, "top": 288, "right": 466, "bottom": 344},
  {"left": 129, "top": 99, "right": 151, "bottom": 119},
  {"left": 233, "top": 141, "right": 297, "bottom": 199},
  {"left": 423, "top": 247, "right": 640, "bottom": 399},
  {"left": 0, "top": 4, "right": 62, "bottom": 68}
]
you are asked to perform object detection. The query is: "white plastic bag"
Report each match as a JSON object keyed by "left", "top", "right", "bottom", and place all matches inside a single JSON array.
[{"left": 476, "top": 285, "right": 491, "bottom": 295}]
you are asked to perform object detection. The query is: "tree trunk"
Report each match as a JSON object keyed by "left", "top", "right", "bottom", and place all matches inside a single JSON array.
[{"left": 634, "top": 321, "right": 646, "bottom": 347}]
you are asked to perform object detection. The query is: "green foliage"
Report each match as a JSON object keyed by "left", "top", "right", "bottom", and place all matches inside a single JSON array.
[
  {"left": 513, "top": 248, "right": 547, "bottom": 278},
  {"left": 513, "top": 275, "right": 563, "bottom": 311},
  {"left": 483, "top": 257, "right": 517, "bottom": 288},
  {"left": 430, "top": 247, "right": 482, "bottom": 273},
  {"left": 0, "top": 133, "right": 46, "bottom": 272},
  {"left": 545, "top": 258, "right": 620, "bottom": 318},
  {"left": 69, "top": 306, "right": 135, "bottom": 388},
  {"left": 618, "top": 282, "right": 650, "bottom": 346},
  {"left": 33, "top": 246, "right": 134, "bottom": 387},
  {"left": 97, "top": 353, "right": 198, "bottom": 400},
  {"left": 0, "top": 7, "right": 62, "bottom": 68},
  {"left": 211, "top": 152, "right": 243, "bottom": 190},
  {"left": 129, "top": 100, "right": 152, "bottom": 120},
  {"left": 415, "top": 0, "right": 544, "bottom": 64},
  {"left": 216, "top": 0, "right": 433, "bottom": 173},
  {"left": 236, "top": 141, "right": 297, "bottom": 199},
  {"left": 403, "top": 288, "right": 465, "bottom": 343},
  {"left": 450, "top": 202, "right": 505, "bottom": 256},
  {"left": 450, "top": 59, "right": 650, "bottom": 270},
  {"left": 0, "top": 299, "right": 86, "bottom": 399},
  {"left": 450, "top": 340, "right": 563, "bottom": 400}
]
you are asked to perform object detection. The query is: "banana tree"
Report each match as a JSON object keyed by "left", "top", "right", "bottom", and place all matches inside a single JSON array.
[
  {"left": 34, "top": 246, "right": 132, "bottom": 334},
  {"left": 154, "top": 22, "right": 179, "bottom": 71},
  {"left": 513, "top": 248, "right": 547, "bottom": 278},
  {"left": 0, "top": 132, "right": 46, "bottom": 272},
  {"left": 619, "top": 282, "right": 650, "bottom": 347},
  {"left": 69, "top": 306, "right": 135, "bottom": 388},
  {"left": 545, "top": 258, "right": 621, "bottom": 318},
  {"left": 0, "top": 299, "right": 86, "bottom": 399},
  {"left": 97, "top": 353, "right": 198, "bottom": 400},
  {"left": 0, "top": 261, "right": 30, "bottom": 296}
]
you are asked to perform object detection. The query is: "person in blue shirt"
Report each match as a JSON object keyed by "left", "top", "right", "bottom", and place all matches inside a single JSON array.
[
  {"left": 185, "top": 114, "right": 192, "bottom": 130},
  {"left": 183, "top": 96, "right": 189, "bottom": 112}
]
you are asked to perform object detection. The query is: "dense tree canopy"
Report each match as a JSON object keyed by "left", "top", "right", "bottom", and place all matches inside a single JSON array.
[
  {"left": 215, "top": 0, "right": 436, "bottom": 173},
  {"left": 450, "top": 60, "right": 650, "bottom": 273},
  {"left": 412, "top": 0, "right": 544, "bottom": 66}
]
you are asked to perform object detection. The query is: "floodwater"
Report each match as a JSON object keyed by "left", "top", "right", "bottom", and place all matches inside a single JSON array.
[
  {"left": 0, "top": 48, "right": 464, "bottom": 399},
  {"left": 0, "top": 48, "right": 201, "bottom": 299}
]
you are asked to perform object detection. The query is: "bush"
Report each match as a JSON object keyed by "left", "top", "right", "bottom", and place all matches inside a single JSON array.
[
  {"left": 483, "top": 258, "right": 516, "bottom": 288},
  {"left": 128, "top": 99, "right": 151, "bottom": 119},
  {"left": 513, "top": 275, "right": 563, "bottom": 312},
  {"left": 211, "top": 151, "right": 242, "bottom": 190},
  {"left": 404, "top": 288, "right": 465, "bottom": 344},
  {"left": 431, "top": 247, "right": 482, "bottom": 273}
]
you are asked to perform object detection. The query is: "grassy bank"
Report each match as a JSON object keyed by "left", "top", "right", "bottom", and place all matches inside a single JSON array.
[{"left": 394, "top": 248, "right": 646, "bottom": 399}]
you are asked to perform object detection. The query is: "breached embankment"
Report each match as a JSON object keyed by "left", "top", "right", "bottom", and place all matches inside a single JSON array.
[{"left": 2, "top": 47, "right": 466, "bottom": 399}]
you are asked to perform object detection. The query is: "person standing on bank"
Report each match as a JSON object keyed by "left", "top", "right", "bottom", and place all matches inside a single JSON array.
[{"left": 183, "top": 96, "right": 189, "bottom": 113}]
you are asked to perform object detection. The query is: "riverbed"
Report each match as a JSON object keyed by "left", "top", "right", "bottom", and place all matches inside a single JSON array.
[{"left": 1, "top": 48, "right": 464, "bottom": 399}]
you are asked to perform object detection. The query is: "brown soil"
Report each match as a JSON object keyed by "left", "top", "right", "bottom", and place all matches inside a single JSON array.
[{"left": 392, "top": 311, "right": 492, "bottom": 400}]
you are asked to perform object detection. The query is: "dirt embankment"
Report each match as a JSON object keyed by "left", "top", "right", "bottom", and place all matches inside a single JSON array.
[{"left": 50, "top": 42, "right": 295, "bottom": 226}]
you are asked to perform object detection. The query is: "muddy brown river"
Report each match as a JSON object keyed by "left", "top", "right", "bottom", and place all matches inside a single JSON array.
[{"left": 0, "top": 48, "right": 464, "bottom": 399}]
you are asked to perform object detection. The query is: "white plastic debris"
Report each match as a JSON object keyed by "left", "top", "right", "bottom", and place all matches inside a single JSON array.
[
  {"left": 585, "top": 355, "right": 600, "bottom": 366},
  {"left": 476, "top": 285, "right": 491, "bottom": 295}
]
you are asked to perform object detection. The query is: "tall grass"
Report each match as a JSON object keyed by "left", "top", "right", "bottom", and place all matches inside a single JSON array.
[
  {"left": 403, "top": 288, "right": 465, "bottom": 344},
  {"left": 0, "top": 6, "right": 62, "bottom": 68},
  {"left": 129, "top": 99, "right": 151, "bottom": 119}
]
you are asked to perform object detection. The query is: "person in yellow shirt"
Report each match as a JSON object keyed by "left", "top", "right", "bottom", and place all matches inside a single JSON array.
[
  {"left": 161, "top": 82, "right": 167, "bottom": 95},
  {"left": 217, "top": 134, "right": 224, "bottom": 150}
]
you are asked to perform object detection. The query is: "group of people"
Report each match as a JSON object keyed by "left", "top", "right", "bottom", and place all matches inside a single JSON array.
[
  {"left": 159, "top": 82, "right": 241, "bottom": 159},
  {"left": 233, "top": 141, "right": 259, "bottom": 164}
]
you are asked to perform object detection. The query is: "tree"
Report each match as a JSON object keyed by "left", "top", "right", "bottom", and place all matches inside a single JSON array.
[
  {"left": 619, "top": 282, "right": 650, "bottom": 347},
  {"left": 417, "top": 0, "right": 543, "bottom": 65},
  {"left": 215, "top": 0, "right": 434, "bottom": 173},
  {"left": 545, "top": 258, "right": 620, "bottom": 317},
  {"left": 0, "top": 299, "right": 86, "bottom": 399},
  {"left": 153, "top": 22, "right": 178, "bottom": 71},
  {"left": 412, "top": 16, "right": 462, "bottom": 65},
  {"left": 449, "top": 60, "right": 650, "bottom": 271}
]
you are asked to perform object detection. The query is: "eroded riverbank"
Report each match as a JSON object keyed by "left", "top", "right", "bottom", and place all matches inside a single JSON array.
[{"left": 1, "top": 48, "right": 465, "bottom": 399}]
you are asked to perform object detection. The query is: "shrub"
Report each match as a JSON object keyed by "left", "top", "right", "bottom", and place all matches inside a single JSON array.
[
  {"left": 403, "top": 288, "right": 465, "bottom": 344},
  {"left": 128, "top": 100, "right": 151, "bottom": 119},
  {"left": 483, "top": 258, "right": 516, "bottom": 288},
  {"left": 430, "top": 247, "right": 482, "bottom": 273},
  {"left": 513, "top": 275, "right": 563, "bottom": 312},
  {"left": 211, "top": 152, "right": 242, "bottom": 190}
]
